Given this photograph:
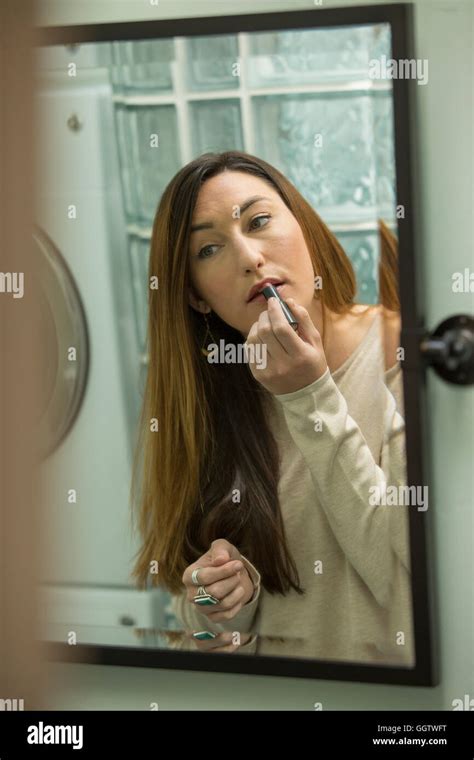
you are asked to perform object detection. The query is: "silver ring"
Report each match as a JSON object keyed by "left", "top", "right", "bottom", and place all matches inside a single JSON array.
[
  {"left": 191, "top": 568, "right": 202, "bottom": 586},
  {"left": 193, "top": 585, "right": 220, "bottom": 606}
]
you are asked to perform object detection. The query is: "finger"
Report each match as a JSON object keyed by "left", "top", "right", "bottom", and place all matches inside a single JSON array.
[
  {"left": 205, "top": 585, "right": 247, "bottom": 620},
  {"left": 244, "top": 320, "right": 273, "bottom": 357},
  {"left": 187, "top": 581, "right": 245, "bottom": 620},
  {"left": 209, "top": 538, "right": 238, "bottom": 564},
  {"left": 184, "top": 558, "right": 243, "bottom": 591},
  {"left": 243, "top": 338, "right": 273, "bottom": 371},
  {"left": 285, "top": 298, "right": 322, "bottom": 346},
  {"left": 194, "top": 539, "right": 232, "bottom": 570},
  {"left": 181, "top": 546, "right": 217, "bottom": 586},
  {"left": 255, "top": 301, "right": 291, "bottom": 358},
  {"left": 206, "top": 576, "right": 246, "bottom": 611},
  {"left": 185, "top": 567, "right": 242, "bottom": 603},
  {"left": 183, "top": 539, "right": 239, "bottom": 585},
  {"left": 264, "top": 296, "right": 303, "bottom": 355},
  {"left": 206, "top": 598, "right": 245, "bottom": 623},
  {"left": 244, "top": 340, "right": 273, "bottom": 373}
]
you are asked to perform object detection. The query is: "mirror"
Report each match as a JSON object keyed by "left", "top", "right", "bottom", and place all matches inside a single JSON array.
[{"left": 35, "top": 7, "right": 435, "bottom": 684}]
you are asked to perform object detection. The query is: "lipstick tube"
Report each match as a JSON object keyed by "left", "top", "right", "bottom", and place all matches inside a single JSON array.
[{"left": 262, "top": 284, "right": 299, "bottom": 331}]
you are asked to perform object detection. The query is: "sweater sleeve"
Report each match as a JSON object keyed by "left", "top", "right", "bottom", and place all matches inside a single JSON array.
[
  {"left": 381, "top": 365, "right": 411, "bottom": 575},
  {"left": 273, "top": 366, "right": 411, "bottom": 609},
  {"left": 169, "top": 554, "right": 261, "bottom": 641}
]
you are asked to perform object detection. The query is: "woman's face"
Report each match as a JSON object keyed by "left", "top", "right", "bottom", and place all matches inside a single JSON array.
[{"left": 187, "top": 170, "right": 316, "bottom": 337}]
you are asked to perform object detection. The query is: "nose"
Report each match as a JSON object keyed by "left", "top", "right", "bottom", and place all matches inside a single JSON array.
[{"left": 232, "top": 234, "right": 267, "bottom": 270}]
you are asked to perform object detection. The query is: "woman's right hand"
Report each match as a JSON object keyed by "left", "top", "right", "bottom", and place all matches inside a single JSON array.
[{"left": 182, "top": 538, "right": 255, "bottom": 623}]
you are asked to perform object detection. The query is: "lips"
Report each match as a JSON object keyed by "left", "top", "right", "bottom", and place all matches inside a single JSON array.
[{"left": 247, "top": 278, "right": 285, "bottom": 302}]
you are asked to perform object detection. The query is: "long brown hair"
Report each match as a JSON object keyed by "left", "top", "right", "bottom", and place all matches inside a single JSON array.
[
  {"left": 130, "top": 150, "right": 358, "bottom": 596},
  {"left": 378, "top": 218, "right": 400, "bottom": 311}
]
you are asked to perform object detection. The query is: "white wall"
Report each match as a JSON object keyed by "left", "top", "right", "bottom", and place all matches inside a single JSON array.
[{"left": 40, "top": 0, "right": 474, "bottom": 710}]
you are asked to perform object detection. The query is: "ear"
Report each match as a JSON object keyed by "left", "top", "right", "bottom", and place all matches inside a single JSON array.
[{"left": 188, "top": 286, "right": 211, "bottom": 314}]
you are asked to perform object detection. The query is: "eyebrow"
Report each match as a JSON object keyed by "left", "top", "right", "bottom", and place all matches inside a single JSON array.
[{"left": 190, "top": 196, "right": 272, "bottom": 234}]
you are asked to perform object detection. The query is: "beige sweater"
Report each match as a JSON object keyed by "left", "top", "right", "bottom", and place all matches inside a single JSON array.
[{"left": 170, "top": 309, "right": 415, "bottom": 666}]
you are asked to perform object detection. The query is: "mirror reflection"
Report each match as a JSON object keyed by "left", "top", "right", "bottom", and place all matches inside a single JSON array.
[{"left": 37, "top": 22, "right": 415, "bottom": 667}]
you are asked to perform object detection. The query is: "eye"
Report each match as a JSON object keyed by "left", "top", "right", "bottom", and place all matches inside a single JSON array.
[
  {"left": 249, "top": 214, "right": 271, "bottom": 230},
  {"left": 195, "top": 214, "right": 271, "bottom": 259},
  {"left": 197, "top": 244, "right": 219, "bottom": 260}
]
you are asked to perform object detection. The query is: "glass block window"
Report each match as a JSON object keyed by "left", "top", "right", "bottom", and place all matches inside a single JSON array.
[
  {"left": 115, "top": 104, "right": 180, "bottom": 223},
  {"left": 110, "top": 38, "right": 175, "bottom": 93},
  {"left": 253, "top": 92, "right": 379, "bottom": 222},
  {"left": 189, "top": 99, "right": 244, "bottom": 154},
  {"left": 246, "top": 24, "right": 392, "bottom": 85},
  {"left": 186, "top": 35, "right": 240, "bottom": 91}
]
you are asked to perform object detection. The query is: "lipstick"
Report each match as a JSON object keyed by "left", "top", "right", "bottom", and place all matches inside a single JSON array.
[{"left": 262, "top": 284, "right": 299, "bottom": 331}]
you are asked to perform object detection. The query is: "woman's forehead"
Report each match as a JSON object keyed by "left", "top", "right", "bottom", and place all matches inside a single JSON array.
[{"left": 193, "top": 175, "right": 278, "bottom": 217}]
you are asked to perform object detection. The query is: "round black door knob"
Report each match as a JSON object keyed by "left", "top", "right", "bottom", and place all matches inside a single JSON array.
[{"left": 419, "top": 314, "right": 474, "bottom": 385}]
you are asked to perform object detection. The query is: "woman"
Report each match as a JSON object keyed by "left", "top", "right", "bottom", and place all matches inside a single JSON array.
[{"left": 130, "top": 150, "right": 414, "bottom": 666}]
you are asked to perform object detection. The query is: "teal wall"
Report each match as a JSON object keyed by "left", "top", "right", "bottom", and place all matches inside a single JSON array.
[{"left": 41, "top": 0, "right": 473, "bottom": 710}]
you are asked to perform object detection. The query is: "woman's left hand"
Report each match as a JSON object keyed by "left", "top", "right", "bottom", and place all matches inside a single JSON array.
[{"left": 244, "top": 297, "right": 328, "bottom": 395}]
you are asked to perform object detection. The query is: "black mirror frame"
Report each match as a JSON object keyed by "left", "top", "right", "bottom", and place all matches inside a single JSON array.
[{"left": 37, "top": 2, "right": 438, "bottom": 687}]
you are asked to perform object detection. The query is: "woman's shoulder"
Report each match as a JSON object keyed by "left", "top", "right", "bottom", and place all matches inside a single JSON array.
[
  {"left": 378, "top": 305, "right": 402, "bottom": 372},
  {"left": 346, "top": 303, "right": 401, "bottom": 372}
]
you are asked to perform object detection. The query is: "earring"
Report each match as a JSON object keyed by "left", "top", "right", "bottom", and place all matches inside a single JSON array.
[{"left": 201, "top": 311, "right": 217, "bottom": 357}]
